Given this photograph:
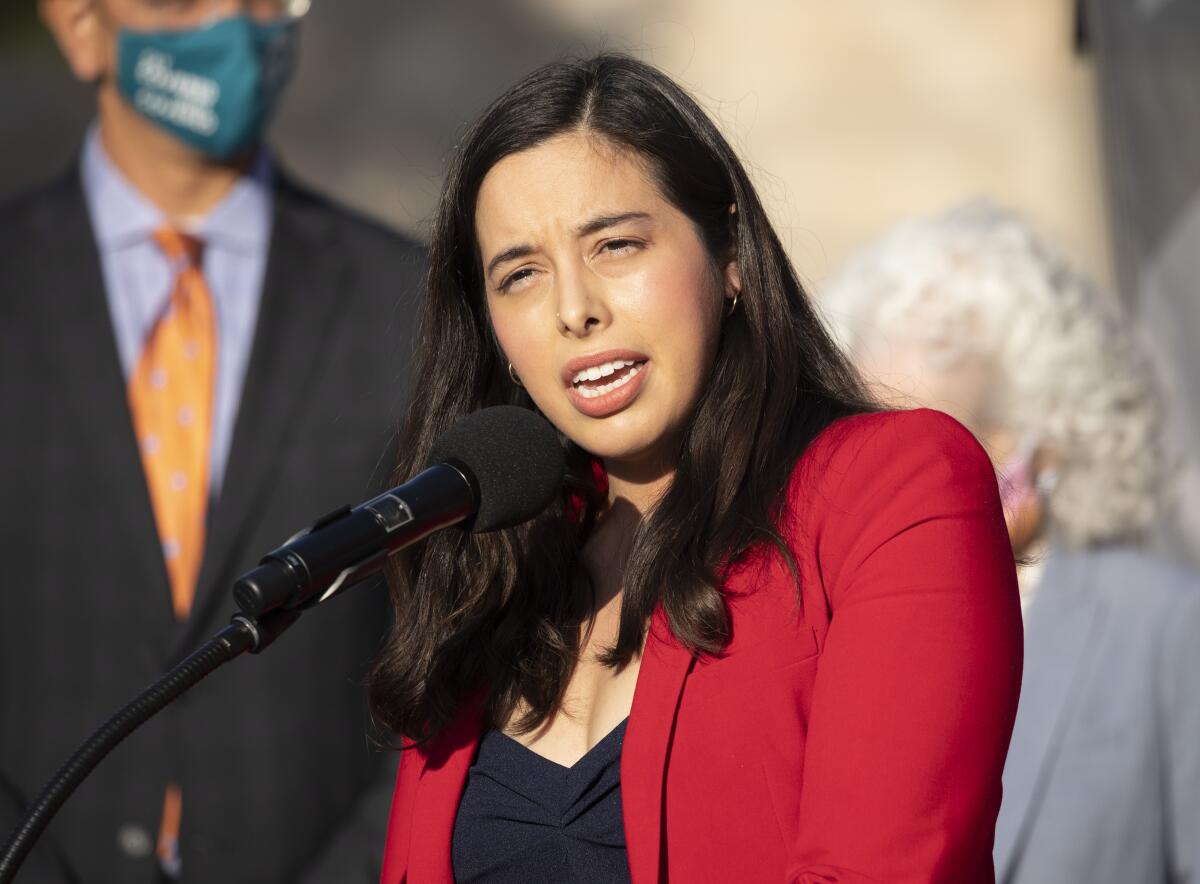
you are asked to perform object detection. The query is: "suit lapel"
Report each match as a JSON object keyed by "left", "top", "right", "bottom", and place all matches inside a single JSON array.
[
  {"left": 993, "top": 551, "right": 1106, "bottom": 882},
  {"left": 38, "top": 173, "right": 173, "bottom": 628},
  {"left": 405, "top": 699, "right": 485, "bottom": 883},
  {"left": 178, "top": 177, "right": 349, "bottom": 653},
  {"left": 622, "top": 609, "right": 695, "bottom": 884}
]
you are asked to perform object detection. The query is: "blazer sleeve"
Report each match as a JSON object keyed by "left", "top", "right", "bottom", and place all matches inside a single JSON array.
[{"left": 787, "top": 409, "right": 1023, "bottom": 883}]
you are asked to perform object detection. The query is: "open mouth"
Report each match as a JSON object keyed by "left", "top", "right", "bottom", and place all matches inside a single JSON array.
[
  {"left": 561, "top": 349, "right": 652, "bottom": 418},
  {"left": 570, "top": 359, "right": 647, "bottom": 399}
]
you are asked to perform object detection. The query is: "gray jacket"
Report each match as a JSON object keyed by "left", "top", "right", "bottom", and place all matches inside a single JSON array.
[{"left": 995, "top": 546, "right": 1200, "bottom": 883}]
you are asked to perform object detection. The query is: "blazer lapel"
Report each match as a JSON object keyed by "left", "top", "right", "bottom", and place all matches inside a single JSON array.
[
  {"left": 178, "top": 177, "right": 349, "bottom": 653},
  {"left": 993, "top": 551, "right": 1106, "bottom": 882},
  {"left": 622, "top": 609, "right": 695, "bottom": 884},
  {"left": 38, "top": 173, "right": 173, "bottom": 629},
  {"left": 405, "top": 700, "right": 485, "bottom": 883}
]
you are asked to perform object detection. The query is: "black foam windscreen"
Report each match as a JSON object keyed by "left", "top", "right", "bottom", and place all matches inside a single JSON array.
[{"left": 427, "top": 406, "right": 565, "bottom": 532}]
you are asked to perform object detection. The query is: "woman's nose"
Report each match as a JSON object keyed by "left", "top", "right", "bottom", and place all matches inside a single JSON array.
[{"left": 555, "top": 266, "right": 610, "bottom": 338}]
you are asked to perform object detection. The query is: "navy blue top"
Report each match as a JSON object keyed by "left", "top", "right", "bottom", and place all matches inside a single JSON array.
[{"left": 451, "top": 719, "right": 632, "bottom": 883}]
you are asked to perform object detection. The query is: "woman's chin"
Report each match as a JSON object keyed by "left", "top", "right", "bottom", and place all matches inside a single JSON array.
[
  {"left": 535, "top": 394, "right": 681, "bottom": 472},
  {"left": 578, "top": 433, "right": 678, "bottom": 479}
]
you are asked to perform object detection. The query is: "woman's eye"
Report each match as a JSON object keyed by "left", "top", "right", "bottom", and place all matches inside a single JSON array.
[
  {"left": 498, "top": 267, "right": 536, "bottom": 293},
  {"left": 600, "top": 238, "right": 641, "bottom": 256}
]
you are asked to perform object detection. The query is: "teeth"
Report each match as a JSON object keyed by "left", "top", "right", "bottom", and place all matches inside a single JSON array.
[
  {"left": 572, "top": 359, "right": 637, "bottom": 386},
  {"left": 575, "top": 364, "right": 642, "bottom": 398}
]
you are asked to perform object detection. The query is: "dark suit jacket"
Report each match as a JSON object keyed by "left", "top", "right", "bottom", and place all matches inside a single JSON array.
[
  {"left": 381, "top": 410, "right": 1024, "bottom": 883},
  {"left": 0, "top": 165, "right": 422, "bottom": 883}
]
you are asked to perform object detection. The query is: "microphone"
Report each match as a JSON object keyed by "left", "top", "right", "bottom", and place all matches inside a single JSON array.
[{"left": 232, "top": 406, "right": 564, "bottom": 616}]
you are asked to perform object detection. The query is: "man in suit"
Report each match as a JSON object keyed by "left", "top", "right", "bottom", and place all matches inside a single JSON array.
[{"left": 0, "top": 0, "right": 421, "bottom": 880}]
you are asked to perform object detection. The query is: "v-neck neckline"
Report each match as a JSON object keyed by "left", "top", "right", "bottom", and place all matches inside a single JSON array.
[{"left": 495, "top": 717, "right": 629, "bottom": 772}]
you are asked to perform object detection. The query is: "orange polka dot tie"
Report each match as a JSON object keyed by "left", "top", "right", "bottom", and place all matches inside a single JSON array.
[{"left": 128, "top": 226, "right": 217, "bottom": 621}]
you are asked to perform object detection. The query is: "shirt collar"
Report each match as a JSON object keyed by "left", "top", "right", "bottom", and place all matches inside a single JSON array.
[{"left": 80, "top": 123, "right": 274, "bottom": 257}]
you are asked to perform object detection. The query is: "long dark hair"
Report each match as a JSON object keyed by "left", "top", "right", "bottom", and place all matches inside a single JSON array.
[{"left": 369, "top": 53, "right": 873, "bottom": 742}]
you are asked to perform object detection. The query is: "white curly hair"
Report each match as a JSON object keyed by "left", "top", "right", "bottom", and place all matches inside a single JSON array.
[{"left": 819, "top": 201, "right": 1166, "bottom": 549}]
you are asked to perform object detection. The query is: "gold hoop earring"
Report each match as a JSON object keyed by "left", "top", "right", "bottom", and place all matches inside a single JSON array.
[
  {"left": 725, "top": 291, "right": 740, "bottom": 318},
  {"left": 508, "top": 362, "right": 523, "bottom": 387}
]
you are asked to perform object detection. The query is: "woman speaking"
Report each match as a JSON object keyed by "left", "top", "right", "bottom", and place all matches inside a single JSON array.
[{"left": 371, "top": 54, "right": 1022, "bottom": 883}]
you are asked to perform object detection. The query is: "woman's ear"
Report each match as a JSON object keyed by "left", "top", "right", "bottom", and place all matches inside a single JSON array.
[
  {"left": 723, "top": 256, "right": 742, "bottom": 302},
  {"left": 723, "top": 203, "right": 742, "bottom": 303}
]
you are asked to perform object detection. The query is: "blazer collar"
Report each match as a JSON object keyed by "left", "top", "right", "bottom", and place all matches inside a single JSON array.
[
  {"left": 621, "top": 609, "right": 695, "bottom": 883},
  {"left": 398, "top": 608, "right": 695, "bottom": 884},
  {"left": 993, "top": 549, "right": 1107, "bottom": 882},
  {"left": 405, "top": 696, "right": 487, "bottom": 882}
]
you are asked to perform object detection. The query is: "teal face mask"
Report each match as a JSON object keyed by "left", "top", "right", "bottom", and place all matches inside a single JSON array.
[{"left": 116, "top": 14, "right": 298, "bottom": 159}]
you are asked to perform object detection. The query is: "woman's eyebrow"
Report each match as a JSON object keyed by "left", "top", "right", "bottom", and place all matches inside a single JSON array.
[
  {"left": 575, "top": 211, "right": 652, "bottom": 237},
  {"left": 485, "top": 244, "right": 535, "bottom": 279}
]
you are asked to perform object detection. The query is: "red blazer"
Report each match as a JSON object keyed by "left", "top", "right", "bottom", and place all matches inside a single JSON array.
[{"left": 380, "top": 409, "right": 1023, "bottom": 883}]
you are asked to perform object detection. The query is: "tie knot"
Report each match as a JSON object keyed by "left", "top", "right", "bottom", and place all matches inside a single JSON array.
[{"left": 154, "top": 226, "right": 204, "bottom": 268}]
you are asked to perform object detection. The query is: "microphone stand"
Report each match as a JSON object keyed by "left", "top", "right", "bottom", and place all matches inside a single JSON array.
[{"left": 0, "top": 609, "right": 300, "bottom": 884}]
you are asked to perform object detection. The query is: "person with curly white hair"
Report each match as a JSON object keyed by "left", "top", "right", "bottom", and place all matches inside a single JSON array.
[{"left": 820, "top": 201, "right": 1200, "bottom": 884}]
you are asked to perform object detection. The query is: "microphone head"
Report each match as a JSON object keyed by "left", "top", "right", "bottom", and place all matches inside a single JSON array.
[{"left": 428, "top": 406, "right": 565, "bottom": 532}]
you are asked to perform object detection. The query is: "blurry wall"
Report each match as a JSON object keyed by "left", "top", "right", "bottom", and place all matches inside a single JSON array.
[
  {"left": 1086, "top": 0, "right": 1200, "bottom": 566},
  {"left": 2, "top": 0, "right": 1110, "bottom": 289},
  {"left": 605, "top": 0, "right": 1112, "bottom": 291}
]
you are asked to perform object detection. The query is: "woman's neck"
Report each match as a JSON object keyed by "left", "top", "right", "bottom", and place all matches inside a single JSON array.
[
  {"left": 602, "top": 452, "right": 673, "bottom": 517},
  {"left": 580, "top": 457, "right": 673, "bottom": 615},
  {"left": 582, "top": 495, "right": 642, "bottom": 612}
]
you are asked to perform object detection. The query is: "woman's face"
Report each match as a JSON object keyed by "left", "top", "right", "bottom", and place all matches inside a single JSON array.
[{"left": 475, "top": 131, "right": 737, "bottom": 471}]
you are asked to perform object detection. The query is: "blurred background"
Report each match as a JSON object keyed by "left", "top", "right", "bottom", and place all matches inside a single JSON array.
[
  {"left": 1, "top": 0, "right": 1196, "bottom": 563},
  {"left": 0, "top": 0, "right": 1115, "bottom": 283}
]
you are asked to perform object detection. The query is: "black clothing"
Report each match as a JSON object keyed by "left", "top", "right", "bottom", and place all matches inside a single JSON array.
[{"left": 452, "top": 721, "right": 631, "bottom": 883}]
